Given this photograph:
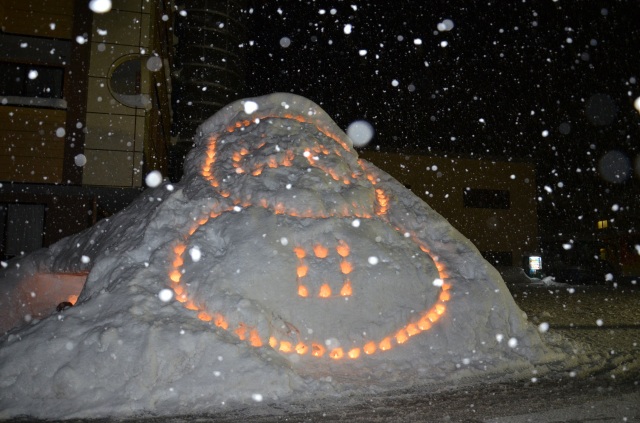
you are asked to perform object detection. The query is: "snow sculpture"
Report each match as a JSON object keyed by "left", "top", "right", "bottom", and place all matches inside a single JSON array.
[
  {"left": 0, "top": 93, "right": 560, "bottom": 419},
  {"left": 172, "top": 94, "right": 450, "bottom": 361}
]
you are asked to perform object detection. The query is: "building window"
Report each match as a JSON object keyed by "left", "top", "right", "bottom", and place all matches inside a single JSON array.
[
  {"left": 0, "top": 61, "right": 66, "bottom": 108},
  {"left": 463, "top": 188, "right": 510, "bottom": 209},
  {"left": 597, "top": 220, "right": 608, "bottom": 230},
  {"left": 109, "top": 56, "right": 151, "bottom": 108}
]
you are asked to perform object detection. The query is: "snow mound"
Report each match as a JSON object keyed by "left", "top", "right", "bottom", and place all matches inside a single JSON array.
[{"left": 0, "top": 93, "right": 566, "bottom": 419}]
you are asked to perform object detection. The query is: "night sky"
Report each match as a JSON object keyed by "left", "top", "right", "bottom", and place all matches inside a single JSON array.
[{"left": 239, "top": 1, "right": 640, "bottom": 246}]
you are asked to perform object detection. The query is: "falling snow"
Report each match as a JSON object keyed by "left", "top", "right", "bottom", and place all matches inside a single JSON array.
[
  {"left": 88, "top": 0, "right": 112, "bottom": 14},
  {"left": 0, "top": 94, "right": 571, "bottom": 419},
  {"left": 145, "top": 170, "right": 163, "bottom": 188}
]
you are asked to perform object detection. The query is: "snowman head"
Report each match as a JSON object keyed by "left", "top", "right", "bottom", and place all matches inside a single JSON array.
[{"left": 195, "top": 93, "right": 378, "bottom": 218}]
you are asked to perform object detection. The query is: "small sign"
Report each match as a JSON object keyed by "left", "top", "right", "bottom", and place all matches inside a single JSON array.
[{"left": 528, "top": 256, "right": 542, "bottom": 271}]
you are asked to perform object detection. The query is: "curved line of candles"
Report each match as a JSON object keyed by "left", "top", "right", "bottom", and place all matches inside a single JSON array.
[{"left": 167, "top": 113, "right": 453, "bottom": 360}]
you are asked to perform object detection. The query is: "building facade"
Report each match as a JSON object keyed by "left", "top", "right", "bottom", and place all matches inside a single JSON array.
[
  {"left": 0, "top": 0, "right": 174, "bottom": 259},
  {"left": 360, "top": 152, "right": 539, "bottom": 267},
  {"left": 0, "top": 1, "right": 539, "bottom": 269}
]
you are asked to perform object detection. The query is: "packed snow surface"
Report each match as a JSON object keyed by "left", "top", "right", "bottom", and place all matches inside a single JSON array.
[{"left": 0, "top": 93, "right": 569, "bottom": 419}]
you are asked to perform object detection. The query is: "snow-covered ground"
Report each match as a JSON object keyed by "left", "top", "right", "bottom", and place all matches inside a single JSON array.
[
  {"left": 209, "top": 275, "right": 639, "bottom": 422},
  {"left": 5, "top": 273, "right": 636, "bottom": 422},
  {"left": 135, "top": 275, "right": 640, "bottom": 422}
]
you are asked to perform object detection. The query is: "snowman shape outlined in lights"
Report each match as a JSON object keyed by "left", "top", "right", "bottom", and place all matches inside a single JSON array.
[{"left": 168, "top": 103, "right": 452, "bottom": 361}]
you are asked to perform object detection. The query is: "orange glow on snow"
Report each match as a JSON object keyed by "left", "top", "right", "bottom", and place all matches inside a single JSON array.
[
  {"left": 165, "top": 108, "right": 457, "bottom": 361},
  {"left": 439, "top": 290, "right": 451, "bottom": 302},
  {"left": 293, "top": 247, "right": 306, "bottom": 258},
  {"left": 311, "top": 343, "right": 326, "bottom": 357},
  {"left": 296, "top": 342, "right": 309, "bottom": 355},
  {"left": 335, "top": 241, "right": 350, "bottom": 257},
  {"left": 279, "top": 340, "right": 293, "bottom": 353},
  {"left": 197, "top": 311, "right": 212, "bottom": 322},
  {"left": 269, "top": 337, "right": 278, "bottom": 349},
  {"left": 395, "top": 328, "right": 409, "bottom": 344},
  {"left": 329, "top": 348, "right": 344, "bottom": 359},
  {"left": 234, "top": 324, "right": 247, "bottom": 340},
  {"left": 298, "top": 285, "right": 309, "bottom": 297},
  {"left": 363, "top": 341, "right": 377, "bottom": 355},
  {"left": 297, "top": 265, "right": 308, "bottom": 278},
  {"left": 379, "top": 337, "right": 392, "bottom": 351},
  {"left": 348, "top": 348, "right": 361, "bottom": 359},
  {"left": 405, "top": 323, "right": 420, "bottom": 337},
  {"left": 249, "top": 329, "right": 262, "bottom": 347},
  {"left": 375, "top": 188, "right": 389, "bottom": 215},
  {"left": 313, "top": 244, "right": 329, "bottom": 258},
  {"left": 340, "top": 280, "right": 352, "bottom": 296},
  {"left": 418, "top": 316, "right": 432, "bottom": 331},
  {"left": 214, "top": 314, "right": 228, "bottom": 330},
  {"left": 339, "top": 260, "right": 353, "bottom": 275},
  {"left": 318, "top": 284, "right": 332, "bottom": 298}
]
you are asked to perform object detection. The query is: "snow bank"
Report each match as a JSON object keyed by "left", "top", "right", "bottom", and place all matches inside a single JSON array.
[{"left": 0, "top": 93, "right": 568, "bottom": 419}]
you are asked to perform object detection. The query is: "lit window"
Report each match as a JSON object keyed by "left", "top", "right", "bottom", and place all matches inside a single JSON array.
[{"left": 597, "top": 220, "right": 608, "bottom": 230}]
